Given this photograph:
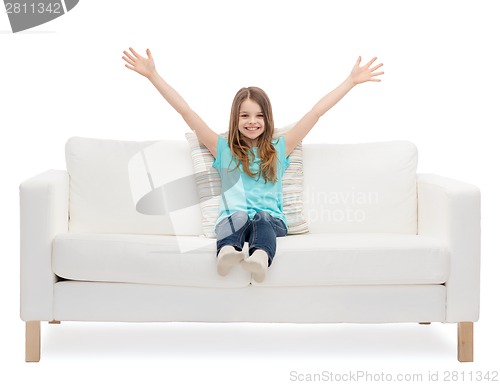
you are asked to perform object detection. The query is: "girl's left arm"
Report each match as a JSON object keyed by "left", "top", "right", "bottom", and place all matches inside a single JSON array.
[{"left": 285, "top": 57, "right": 383, "bottom": 156}]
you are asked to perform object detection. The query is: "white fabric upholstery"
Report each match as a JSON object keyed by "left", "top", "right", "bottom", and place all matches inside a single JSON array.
[
  {"left": 302, "top": 141, "right": 417, "bottom": 234},
  {"left": 417, "top": 174, "right": 481, "bottom": 322},
  {"left": 20, "top": 170, "right": 68, "bottom": 321},
  {"left": 65, "top": 137, "right": 203, "bottom": 235},
  {"left": 19, "top": 137, "right": 481, "bottom": 332},
  {"left": 53, "top": 233, "right": 249, "bottom": 288},
  {"left": 65, "top": 137, "right": 417, "bottom": 236},
  {"left": 52, "top": 233, "right": 449, "bottom": 287},
  {"left": 256, "top": 233, "right": 449, "bottom": 286},
  {"left": 54, "top": 281, "right": 446, "bottom": 323}
]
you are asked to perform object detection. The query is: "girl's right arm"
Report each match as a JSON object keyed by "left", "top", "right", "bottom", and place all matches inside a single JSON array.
[{"left": 122, "top": 48, "right": 218, "bottom": 157}]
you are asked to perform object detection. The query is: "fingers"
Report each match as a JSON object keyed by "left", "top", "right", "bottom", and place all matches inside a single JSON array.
[
  {"left": 365, "top": 57, "right": 378, "bottom": 68},
  {"left": 129, "top": 47, "right": 140, "bottom": 58},
  {"left": 361, "top": 57, "right": 384, "bottom": 81},
  {"left": 122, "top": 55, "right": 134, "bottom": 66},
  {"left": 358, "top": 56, "right": 382, "bottom": 69},
  {"left": 124, "top": 47, "right": 146, "bottom": 61},
  {"left": 356, "top": 56, "right": 383, "bottom": 71},
  {"left": 122, "top": 50, "right": 135, "bottom": 62},
  {"left": 367, "top": 70, "right": 384, "bottom": 82},
  {"left": 123, "top": 47, "right": 152, "bottom": 66}
]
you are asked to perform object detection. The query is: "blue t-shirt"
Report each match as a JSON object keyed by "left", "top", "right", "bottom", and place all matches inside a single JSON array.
[{"left": 212, "top": 135, "right": 290, "bottom": 229}]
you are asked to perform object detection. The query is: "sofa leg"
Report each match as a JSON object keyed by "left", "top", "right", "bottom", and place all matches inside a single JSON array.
[
  {"left": 458, "top": 322, "right": 474, "bottom": 362},
  {"left": 25, "top": 321, "right": 41, "bottom": 362}
]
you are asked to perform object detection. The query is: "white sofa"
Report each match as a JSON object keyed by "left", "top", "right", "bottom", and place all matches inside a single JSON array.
[{"left": 20, "top": 136, "right": 481, "bottom": 362}]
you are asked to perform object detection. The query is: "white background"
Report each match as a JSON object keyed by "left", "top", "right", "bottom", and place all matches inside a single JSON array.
[{"left": 1, "top": 0, "right": 499, "bottom": 383}]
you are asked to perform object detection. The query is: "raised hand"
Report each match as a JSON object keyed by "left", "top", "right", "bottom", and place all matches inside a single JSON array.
[
  {"left": 350, "top": 56, "right": 384, "bottom": 85},
  {"left": 122, "top": 47, "right": 156, "bottom": 79}
]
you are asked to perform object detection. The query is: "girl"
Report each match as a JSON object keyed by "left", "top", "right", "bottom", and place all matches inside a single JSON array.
[{"left": 122, "top": 48, "right": 383, "bottom": 282}]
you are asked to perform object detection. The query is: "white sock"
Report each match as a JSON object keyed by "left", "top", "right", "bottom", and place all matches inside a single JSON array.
[
  {"left": 217, "top": 246, "right": 244, "bottom": 276},
  {"left": 241, "top": 249, "right": 269, "bottom": 283}
]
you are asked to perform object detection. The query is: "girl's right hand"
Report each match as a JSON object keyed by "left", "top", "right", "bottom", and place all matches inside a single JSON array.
[{"left": 122, "top": 47, "right": 156, "bottom": 79}]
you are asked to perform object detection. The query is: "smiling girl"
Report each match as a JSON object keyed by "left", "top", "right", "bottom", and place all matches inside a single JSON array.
[{"left": 123, "top": 47, "right": 383, "bottom": 282}]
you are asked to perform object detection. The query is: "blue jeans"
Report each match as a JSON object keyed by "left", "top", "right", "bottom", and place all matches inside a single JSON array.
[{"left": 215, "top": 211, "right": 287, "bottom": 266}]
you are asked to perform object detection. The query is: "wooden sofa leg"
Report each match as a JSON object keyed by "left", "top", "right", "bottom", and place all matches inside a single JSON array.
[
  {"left": 458, "top": 322, "right": 474, "bottom": 362},
  {"left": 25, "top": 321, "right": 41, "bottom": 362}
]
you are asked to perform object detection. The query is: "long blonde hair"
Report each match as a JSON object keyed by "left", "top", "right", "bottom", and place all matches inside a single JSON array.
[{"left": 227, "top": 87, "right": 278, "bottom": 183}]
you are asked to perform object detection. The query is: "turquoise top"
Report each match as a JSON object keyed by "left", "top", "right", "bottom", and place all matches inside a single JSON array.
[{"left": 212, "top": 135, "right": 290, "bottom": 229}]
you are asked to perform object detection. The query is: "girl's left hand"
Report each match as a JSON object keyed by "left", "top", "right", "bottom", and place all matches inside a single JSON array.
[{"left": 350, "top": 57, "right": 384, "bottom": 85}]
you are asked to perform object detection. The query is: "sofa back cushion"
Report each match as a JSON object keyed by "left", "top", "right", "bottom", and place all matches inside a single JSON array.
[
  {"left": 66, "top": 137, "right": 417, "bottom": 235},
  {"left": 66, "top": 137, "right": 203, "bottom": 235},
  {"left": 302, "top": 141, "right": 417, "bottom": 234}
]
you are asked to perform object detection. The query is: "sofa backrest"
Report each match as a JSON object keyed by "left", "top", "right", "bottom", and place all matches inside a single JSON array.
[
  {"left": 65, "top": 137, "right": 417, "bottom": 236},
  {"left": 302, "top": 141, "right": 417, "bottom": 234},
  {"left": 66, "top": 137, "right": 203, "bottom": 235}
]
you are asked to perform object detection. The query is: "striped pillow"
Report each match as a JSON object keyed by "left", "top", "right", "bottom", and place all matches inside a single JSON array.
[{"left": 185, "top": 126, "right": 309, "bottom": 238}]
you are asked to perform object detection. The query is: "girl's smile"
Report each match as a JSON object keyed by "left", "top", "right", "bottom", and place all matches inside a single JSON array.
[{"left": 238, "top": 98, "right": 265, "bottom": 146}]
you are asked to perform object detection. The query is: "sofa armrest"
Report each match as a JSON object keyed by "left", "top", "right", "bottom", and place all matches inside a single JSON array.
[
  {"left": 20, "top": 170, "right": 69, "bottom": 321},
  {"left": 417, "top": 173, "right": 480, "bottom": 322}
]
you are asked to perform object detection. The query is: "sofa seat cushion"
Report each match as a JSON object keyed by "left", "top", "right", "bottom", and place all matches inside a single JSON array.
[
  {"left": 53, "top": 234, "right": 250, "bottom": 288},
  {"left": 53, "top": 233, "right": 449, "bottom": 288},
  {"left": 259, "top": 233, "right": 450, "bottom": 286}
]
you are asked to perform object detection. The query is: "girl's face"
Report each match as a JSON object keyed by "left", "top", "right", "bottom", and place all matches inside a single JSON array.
[{"left": 237, "top": 98, "right": 265, "bottom": 147}]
